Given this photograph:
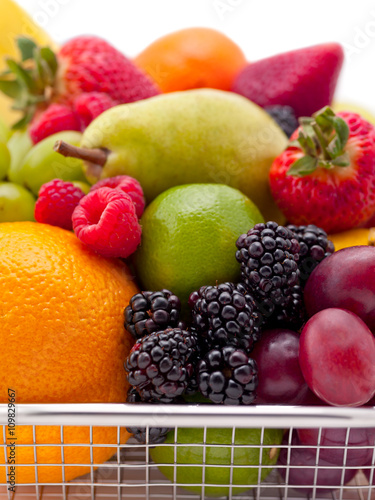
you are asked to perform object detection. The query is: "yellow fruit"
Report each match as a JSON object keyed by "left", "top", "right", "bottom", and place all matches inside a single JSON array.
[
  {"left": 328, "top": 228, "right": 375, "bottom": 251},
  {"left": 0, "top": 0, "right": 56, "bottom": 125},
  {"left": 0, "top": 222, "right": 138, "bottom": 483},
  {"left": 332, "top": 101, "right": 375, "bottom": 125},
  {"left": 133, "top": 184, "right": 264, "bottom": 305}
]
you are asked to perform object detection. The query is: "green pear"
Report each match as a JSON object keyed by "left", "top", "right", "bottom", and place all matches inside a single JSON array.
[
  {"left": 7, "top": 129, "right": 33, "bottom": 184},
  {"left": 57, "top": 89, "right": 288, "bottom": 222}
]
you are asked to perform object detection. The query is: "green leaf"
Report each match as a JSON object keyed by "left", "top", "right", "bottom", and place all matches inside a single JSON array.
[
  {"left": 332, "top": 152, "right": 350, "bottom": 167},
  {"left": 16, "top": 37, "right": 38, "bottom": 61},
  {"left": 331, "top": 116, "right": 349, "bottom": 147},
  {"left": 11, "top": 109, "right": 35, "bottom": 129},
  {"left": 0, "top": 79, "right": 21, "bottom": 98},
  {"left": 40, "top": 47, "right": 58, "bottom": 77},
  {"left": 6, "top": 59, "right": 35, "bottom": 91},
  {"left": 287, "top": 155, "right": 318, "bottom": 176}
]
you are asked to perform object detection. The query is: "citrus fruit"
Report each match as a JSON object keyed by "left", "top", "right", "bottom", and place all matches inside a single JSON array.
[
  {"left": 133, "top": 184, "right": 264, "bottom": 306},
  {"left": 150, "top": 427, "right": 284, "bottom": 497},
  {"left": 0, "top": 222, "right": 138, "bottom": 483},
  {"left": 134, "top": 27, "right": 247, "bottom": 93},
  {"left": 328, "top": 228, "right": 374, "bottom": 252}
]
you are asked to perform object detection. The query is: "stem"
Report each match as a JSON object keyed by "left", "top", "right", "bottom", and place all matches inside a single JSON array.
[
  {"left": 311, "top": 122, "right": 330, "bottom": 161},
  {"left": 53, "top": 140, "right": 108, "bottom": 167}
]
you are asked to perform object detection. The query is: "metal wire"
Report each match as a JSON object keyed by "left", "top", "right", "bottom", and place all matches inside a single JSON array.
[{"left": 0, "top": 404, "right": 374, "bottom": 500}]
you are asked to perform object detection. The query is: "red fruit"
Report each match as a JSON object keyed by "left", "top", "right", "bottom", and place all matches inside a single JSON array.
[
  {"left": 72, "top": 187, "right": 142, "bottom": 259},
  {"left": 90, "top": 175, "right": 145, "bottom": 218},
  {"left": 35, "top": 179, "right": 86, "bottom": 230},
  {"left": 269, "top": 107, "right": 375, "bottom": 233},
  {"left": 29, "top": 104, "right": 81, "bottom": 144},
  {"left": 299, "top": 308, "right": 375, "bottom": 407},
  {"left": 304, "top": 246, "right": 375, "bottom": 331},
  {"left": 0, "top": 36, "right": 160, "bottom": 140},
  {"left": 73, "top": 92, "right": 118, "bottom": 129},
  {"left": 232, "top": 43, "right": 344, "bottom": 118}
]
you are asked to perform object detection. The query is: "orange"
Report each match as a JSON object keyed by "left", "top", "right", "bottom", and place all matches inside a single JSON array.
[
  {"left": 0, "top": 222, "right": 138, "bottom": 483},
  {"left": 328, "top": 228, "right": 375, "bottom": 252},
  {"left": 134, "top": 27, "right": 247, "bottom": 93}
]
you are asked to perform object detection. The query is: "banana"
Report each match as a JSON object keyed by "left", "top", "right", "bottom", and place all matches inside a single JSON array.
[{"left": 0, "top": 0, "right": 56, "bottom": 125}]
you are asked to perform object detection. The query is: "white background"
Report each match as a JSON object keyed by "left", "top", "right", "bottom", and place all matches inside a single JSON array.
[{"left": 16, "top": 0, "right": 375, "bottom": 114}]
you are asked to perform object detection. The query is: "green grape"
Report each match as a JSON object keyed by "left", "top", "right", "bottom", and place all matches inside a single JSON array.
[
  {"left": 17, "top": 131, "right": 87, "bottom": 195},
  {"left": 7, "top": 129, "right": 33, "bottom": 184},
  {"left": 71, "top": 181, "right": 91, "bottom": 195},
  {"left": 0, "top": 182, "right": 35, "bottom": 222},
  {"left": 0, "top": 142, "right": 11, "bottom": 180}
]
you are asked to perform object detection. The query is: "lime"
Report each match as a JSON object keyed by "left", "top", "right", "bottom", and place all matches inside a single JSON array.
[
  {"left": 133, "top": 184, "right": 264, "bottom": 306},
  {"left": 150, "top": 427, "right": 283, "bottom": 497}
]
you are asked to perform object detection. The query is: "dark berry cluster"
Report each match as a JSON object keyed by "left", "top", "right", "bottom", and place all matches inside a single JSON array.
[
  {"left": 124, "top": 289, "right": 182, "bottom": 340},
  {"left": 265, "top": 105, "right": 299, "bottom": 138},
  {"left": 198, "top": 345, "right": 258, "bottom": 405},
  {"left": 125, "top": 327, "right": 197, "bottom": 403},
  {"left": 189, "top": 282, "right": 260, "bottom": 351}
]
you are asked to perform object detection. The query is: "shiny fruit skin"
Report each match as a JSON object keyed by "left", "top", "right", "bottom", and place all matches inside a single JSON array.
[
  {"left": 0, "top": 182, "right": 35, "bottom": 222},
  {"left": 7, "top": 129, "right": 33, "bottom": 184},
  {"left": 133, "top": 184, "right": 264, "bottom": 306},
  {"left": 134, "top": 27, "right": 247, "bottom": 93},
  {"left": 277, "top": 430, "right": 358, "bottom": 493},
  {"left": 18, "top": 131, "right": 87, "bottom": 195},
  {"left": 299, "top": 308, "right": 375, "bottom": 407},
  {"left": 0, "top": 222, "right": 138, "bottom": 483},
  {"left": 251, "top": 329, "right": 309, "bottom": 405},
  {"left": 150, "top": 427, "right": 283, "bottom": 497},
  {"left": 0, "top": 142, "right": 10, "bottom": 180},
  {"left": 304, "top": 246, "right": 375, "bottom": 330},
  {"left": 297, "top": 427, "right": 375, "bottom": 467}
]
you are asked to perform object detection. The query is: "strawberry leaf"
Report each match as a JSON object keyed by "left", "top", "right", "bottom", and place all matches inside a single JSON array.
[
  {"left": 16, "top": 37, "right": 38, "bottom": 61},
  {"left": 287, "top": 155, "right": 318, "bottom": 176},
  {"left": 0, "top": 79, "right": 21, "bottom": 98},
  {"left": 332, "top": 152, "right": 350, "bottom": 167}
]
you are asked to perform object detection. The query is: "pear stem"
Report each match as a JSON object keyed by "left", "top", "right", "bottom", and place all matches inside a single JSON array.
[{"left": 53, "top": 140, "right": 108, "bottom": 167}]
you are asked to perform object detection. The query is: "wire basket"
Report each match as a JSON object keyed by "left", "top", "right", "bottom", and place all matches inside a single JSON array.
[{"left": 0, "top": 404, "right": 374, "bottom": 500}]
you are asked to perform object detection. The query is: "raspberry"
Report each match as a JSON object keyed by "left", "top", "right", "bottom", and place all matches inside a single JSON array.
[
  {"left": 73, "top": 92, "right": 117, "bottom": 129},
  {"left": 197, "top": 345, "right": 258, "bottom": 405},
  {"left": 90, "top": 175, "right": 145, "bottom": 219},
  {"left": 125, "top": 328, "right": 198, "bottom": 403},
  {"left": 29, "top": 104, "right": 81, "bottom": 144},
  {"left": 124, "top": 290, "right": 183, "bottom": 340},
  {"left": 189, "top": 282, "right": 261, "bottom": 351},
  {"left": 72, "top": 187, "right": 141, "bottom": 258},
  {"left": 34, "top": 179, "right": 86, "bottom": 230},
  {"left": 265, "top": 105, "right": 299, "bottom": 138},
  {"left": 235, "top": 221, "right": 301, "bottom": 317}
]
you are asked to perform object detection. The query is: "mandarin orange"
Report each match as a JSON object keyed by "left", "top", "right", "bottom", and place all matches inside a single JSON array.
[
  {"left": 134, "top": 27, "right": 247, "bottom": 93},
  {"left": 0, "top": 222, "right": 138, "bottom": 483}
]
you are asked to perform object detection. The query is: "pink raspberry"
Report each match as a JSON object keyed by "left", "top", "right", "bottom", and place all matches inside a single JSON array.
[
  {"left": 73, "top": 92, "right": 118, "bottom": 129},
  {"left": 72, "top": 187, "right": 141, "bottom": 259},
  {"left": 35, "top": 179, "right": 86, "bottom": 230},
  {"left": 90, "top": 175, "right": 145, "bottom": 218},
  {"left": 29, "top": 103, "right": 81, "bottom": 144}
]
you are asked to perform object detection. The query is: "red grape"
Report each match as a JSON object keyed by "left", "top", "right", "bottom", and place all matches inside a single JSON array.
[
  {"left": 299, "top": 308, "right": 375, "bottom": 406},
  {"left": 304, "top": 246, "right": 375, "bottom": 331},
  {"left": 297, "top": 427, "right": 375, "bottom": 467},
  {"left": 277, "top": 430, "right": 358, "bottom": 494},
  {"left": 251, "top": 328, "right": 310, "bottom": 404}
]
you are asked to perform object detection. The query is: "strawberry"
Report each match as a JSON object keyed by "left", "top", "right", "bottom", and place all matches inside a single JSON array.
[
  {"left": 232, "top": 43, "right": 344, "bottom": 118},
  {"left": 269, "top": 107, "right": 375, "bottom": 234},
  {"left": 0, "top": 36, "right": 160, "bottom": 140}
]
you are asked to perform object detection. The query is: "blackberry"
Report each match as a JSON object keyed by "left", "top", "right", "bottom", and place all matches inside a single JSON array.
[
  {"left": 264, "top": 105, "right": 299, "bottom": 138},
  {"left": 125, "top": 328, "right": 197, "bottom": 403},
  {"left": 235, "top": 222, "right": 301, "bottom": 317},
  {"left": 189, "top": 282, "right": 261, "bottom": 351},
  {"left": 271, "top": 284, "right": 307, "bottom": 330},
  {"left": 197, "top": 345, "right": 258, "bottom": 405},
  {"left": 125, "top": 388, "right": 172, "bottom": 445},
  {"left": 124, "top": 289, "right": 182, "bottom": 340},
  {"left": 287, "top": 224, "right": 335, "bottom": 284}
]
